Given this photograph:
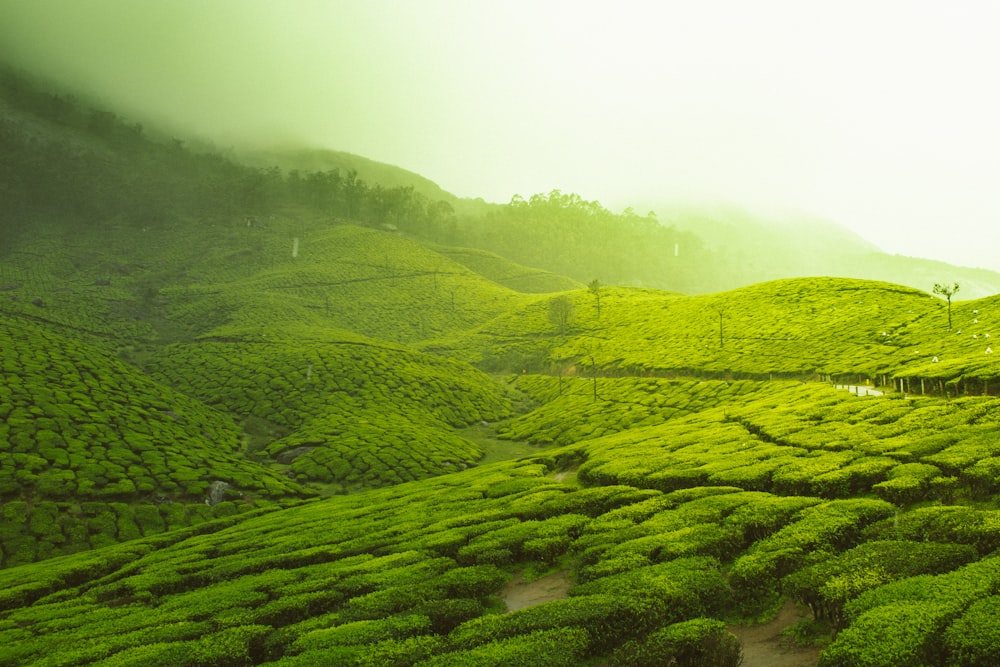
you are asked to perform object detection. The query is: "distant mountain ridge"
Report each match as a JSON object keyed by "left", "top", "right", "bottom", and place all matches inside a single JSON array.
[
  {"left": 4, "top": 61, "right": 1000, "bottom": 299},
  {"left": 238, "top": 145, "right": 493, "bottom": 218}
]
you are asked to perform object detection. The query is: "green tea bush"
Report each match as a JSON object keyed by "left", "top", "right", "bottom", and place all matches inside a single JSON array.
[
  {"left": 729, "top": 498, "right": 894, "bottom": 601},
  {"left": 608, "top": 618, "right": 743, "bottom": 667},
  {"left": 428, "top": 565, "right": 509, "bottom": 599},
  {"left": 416, "top": 626, "right": 590, "bottom": 667},
  {"left": 818, "top": 556, "right": 1000, "bottom": 665},
  {"left": 291, "top": 613, "right": 432, "bottom": 652},
  {"left": 448, "top": 594, "right": 639, "bottom": 654},
  {"left": 414, "top": 598, "right": 485, "bottom": 634},
  {"left": 843, "top": 555, "right": 1000, "bottom": 624},
  {"left": 571, "top": 556, "right": 730, "bottom": 633},
  {"left": 943, "top": 595, "right": 1000, "bottom": 667},
  {"left": 784, "top": 540, "right": 978, "bottom": 632},
  {"left": 819, "top": 601, "right": 954, "bottom": 667},
  {"left": 810, "top": 456, "right": 897, "bottom": 498},
  {"left": 862, "top": 506, "right": 1000, "bottom": 555}
]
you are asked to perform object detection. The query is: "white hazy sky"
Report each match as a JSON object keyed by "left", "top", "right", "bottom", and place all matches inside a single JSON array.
[{"left": 1, "top": 0, "right": 999, "bottom": 271}]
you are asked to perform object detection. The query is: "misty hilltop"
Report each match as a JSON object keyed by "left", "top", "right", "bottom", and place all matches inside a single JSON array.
[
  {"left": 2, "top": 1, "right": 999, "bottom": 274},
  {"left": 3, "top": 64, "right": 999, "bottom": 299}
]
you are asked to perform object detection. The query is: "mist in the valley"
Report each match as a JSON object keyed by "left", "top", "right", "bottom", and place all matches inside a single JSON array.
[{"left": 2, "top": 0, "right": 1000, "bottom": 273}]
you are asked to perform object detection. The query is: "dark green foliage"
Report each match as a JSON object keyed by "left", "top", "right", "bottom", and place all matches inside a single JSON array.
[
  {"left": 0, "top": 317, "right": 303, "bottom": 510},
  {"left": 448, "top": 594, "right": 639, "bottom": 654},
  {"left": 148, "top": 334, "right": 511, "bottom": 488},
  {"left": 944, "top": 595, "right": 1000, "bottom": 667},
  {"left": 608, "top": 618, "right": 743, "bottom": 667},
  {"left": 571, "top": 556, "right": 731, "bottom": 633},
  {"left": 459, "top": 190, "right": 707, "bottom": 293},
  {"left": 819, "top": 556, "right": 1000, "bottom": 666},
  {"left": 784, "top": 540, "right": 978, "bottom": 632},
  {"left": 417, "top": 626, "right": 590, "bottom": 667}
]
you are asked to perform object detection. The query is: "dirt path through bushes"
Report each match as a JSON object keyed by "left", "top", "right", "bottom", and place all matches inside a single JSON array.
[
  {"left": 501, "top": 570, "right": 573, "bottom": 611},
  {"left": 501, "top": 572, "right": 820, "bottom": 666},
  {"left": 729, "top": 599, "right": 821, "bottom": 667}
]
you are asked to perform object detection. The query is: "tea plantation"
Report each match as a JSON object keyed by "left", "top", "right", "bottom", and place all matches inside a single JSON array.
[{"left": 6, "top": 217, "right": 1000, "bottom": 665}]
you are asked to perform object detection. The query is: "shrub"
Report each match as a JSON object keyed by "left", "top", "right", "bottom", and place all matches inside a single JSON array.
[
  {"left": 571, "top": 557, "right": 730, "bottom": 633},
  {"left": 818, "top": 602, "right": 953, "bottom": 667},
  {"left": 608, "top": 618, "right": 743, "bottom": 667},
  {"left": 784, "top": 540, "right": 978, "bottom": 631},
  {"left": 416, "top": 627, "right": 590, "bottom": 667},
  {"left": 82, "top": 642, "right": 193, "bottom": 666},
  {"left": 292, "top": 613, "right": 431, "bottom": 652},
  {"left": 414, "top": 598, "right": 484, "bottom": 634},
  {"left": 428, "top": 565, "right": 509, "bottom": 599},
  {"left": 944, "top": 595, "right": 1000, "bottom": 667},
  {"left": 448, "top": 594, "right": 640, "bottom": 654}
]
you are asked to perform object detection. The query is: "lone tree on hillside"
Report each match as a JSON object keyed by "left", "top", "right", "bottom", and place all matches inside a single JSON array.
[
  {"left": 933, "top": 282, "right": 960, "bottom": 331},
  {"left": 588, "top": 279, "right": 603, "bottom": 319},
  {"left": 549, "top": 295, "right": 575, "bottom": 335}
]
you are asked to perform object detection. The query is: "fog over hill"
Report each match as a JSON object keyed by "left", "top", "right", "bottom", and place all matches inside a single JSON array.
[
  {"left": 3, "top": 60, "right": 1000, "bottom": 300},
  {"left": 2, "top": 1, "right": 999, "bottom": 273}
]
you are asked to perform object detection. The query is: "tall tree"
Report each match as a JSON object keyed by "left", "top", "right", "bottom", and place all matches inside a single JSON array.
[
  {"left": 933, "top": 282, "right": 960, "bottom": 331},
  {"left": 548, "top": 296, "right": 575, "bottom": 336},
  {"left": 588, "top": 279, "right": 603, "bottom": 319}
]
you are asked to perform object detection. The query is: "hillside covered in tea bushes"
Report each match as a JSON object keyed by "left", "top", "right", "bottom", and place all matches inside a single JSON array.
[{"left": 6, "top": 65, "right": 1000, "bottom": 666}]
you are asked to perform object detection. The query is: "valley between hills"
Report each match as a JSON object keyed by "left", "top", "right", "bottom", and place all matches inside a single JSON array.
[{"left": 4, "top": 67, "right": 1000, "bottom": 666}]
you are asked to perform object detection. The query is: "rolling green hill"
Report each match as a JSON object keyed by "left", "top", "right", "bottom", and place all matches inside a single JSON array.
[
  {"left": 7, "top": 63, "right": 1000, "bottom": 667},
  {"left": 238, "top": 146, "right": 493, "bottom": 219},
  {"left": 426, "top": 276, "right": 1000, "bottom": 389}
]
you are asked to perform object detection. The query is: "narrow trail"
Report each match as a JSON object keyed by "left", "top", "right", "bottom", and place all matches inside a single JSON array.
[
  {"left": 500, "top": 570, "right": 572, "bottom": 612},
  {"left": 729, "top": 599, "right": 822, "bottom": 667},
  {"left": 500, "top": 573, "right": 822, "bottom": 667}
]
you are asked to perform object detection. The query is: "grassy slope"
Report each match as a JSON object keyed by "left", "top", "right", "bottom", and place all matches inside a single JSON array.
[
  {"left": 9, "top": 254, "right": 1000, "bottom": 665},
  {"left": 429, "top": 244, "right": 583, "bottom": 294},
  {"left": 429, "top": 277, "right": 1000, "bottom": 384},
  {"left": 0, "top": 217, "right": 549, "bottom": 567}
]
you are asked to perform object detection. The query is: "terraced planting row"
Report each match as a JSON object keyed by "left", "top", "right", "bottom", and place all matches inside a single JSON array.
[
  {"left": 146, "top": 338, "right": 513, "bottom": 489},
  {"left": 159, "top": 225, "right": 534, "bottom": 344},
  {"left": 0, "top": 314, "right": 311, "bottom": 567},
  {"left": 575, "top": 381, "right": 1000, "bottom": 504},
  {"left": 0, "top": 499, "right": 271, "bottom": 569},
  {"left": 5, "top": 427, "right": 1000, "bottom": 666},
  {"left": 498, "top": 376, "right": 763, "bottom": 446},
  {"left": 554, "top": 279, "right": 940, "bottom": 377},
  {"left": 0, "top": 462, "right": 805, "bottom": 665},
  {"left": 431, "top": 245, "right": 582, "bottom": 294},
  {"left": 0, "top": 218, "right": 275, "bottom": 343},
  {"left": 0, "top": 316, "right": 302, "bottom": 503},
  {"left": 888, "top": 294, "right": 1000, "bottom": 389},
  {"left": 1, "top": 221, "right": 539, "bottom": 349}
]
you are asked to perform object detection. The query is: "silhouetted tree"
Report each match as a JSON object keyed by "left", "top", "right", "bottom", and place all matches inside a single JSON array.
[
  {"left": 549, "top": 296, "right": 574, "bottom": 335},
  {"left": 933, "top": 282, "right": 960, "bottom": 331},
  {"left": 588, "top": 279, "right": 603, "bottom": 319}
]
